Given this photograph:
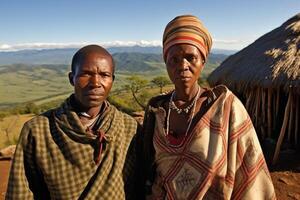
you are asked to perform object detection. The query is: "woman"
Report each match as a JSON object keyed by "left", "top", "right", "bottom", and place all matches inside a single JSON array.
[{"left": 137, "top": 15, "right": 276, "bottom": 200}]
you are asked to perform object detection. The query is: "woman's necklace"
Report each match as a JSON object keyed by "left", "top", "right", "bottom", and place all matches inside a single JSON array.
[
  {"left": 169, "top": 88, "right": 200, "bottom": 114},
  {"left": 165, "top": 86, "right": 201, "bottom": 147}
]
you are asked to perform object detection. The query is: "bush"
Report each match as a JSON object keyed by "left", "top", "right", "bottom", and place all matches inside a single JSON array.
[
  {"left": 108, "top": 96, "right": 137, "bottom": 114},
  {"left": 0, "top": 112, "right": 9, "bottom": 121}
]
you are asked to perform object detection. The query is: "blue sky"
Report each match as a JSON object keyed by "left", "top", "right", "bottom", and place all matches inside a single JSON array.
[{"left": 0, "top": 0, "right": 299, "bottom": 51}]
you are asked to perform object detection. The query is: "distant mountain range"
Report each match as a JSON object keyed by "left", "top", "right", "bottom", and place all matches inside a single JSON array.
[
  {"left": 0, "top": 46, "right": 230, "bottom": 108},
  {"left": 0, "top": 46, "right": 234, "bottom": 66},
  {"left": 0, "top": 52, "right": 227, "bottom": 74}
]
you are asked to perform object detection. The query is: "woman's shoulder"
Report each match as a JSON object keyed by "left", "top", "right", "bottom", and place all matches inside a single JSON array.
[
  {"left": 204, "top": 85, "right": 233, "bottom": 101},
  {"left": 148, "top": 91, "right": 172, "bottom": 108},
  {"left": 209, "top": 84, "right": 231, "bottom": 95}
]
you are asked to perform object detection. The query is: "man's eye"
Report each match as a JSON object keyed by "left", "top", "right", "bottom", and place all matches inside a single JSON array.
[
  {"left": 79, "top": 73, "right": 90, "bottom": 77},
  {"left": 101, "top": 73, "right": 112, "bottom": 78}
]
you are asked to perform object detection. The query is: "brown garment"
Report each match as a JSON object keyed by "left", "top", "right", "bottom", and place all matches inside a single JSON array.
[
  {"left": 138, "top": 85, "right": 276, "bottom": 200},
  {"left": 6, "top": 96, "right": 139, "bottom": 200}
]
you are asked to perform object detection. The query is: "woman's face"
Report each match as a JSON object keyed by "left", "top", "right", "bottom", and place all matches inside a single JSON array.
[{"left": 165, "top": 44, "right": 204, "bottom": 90}]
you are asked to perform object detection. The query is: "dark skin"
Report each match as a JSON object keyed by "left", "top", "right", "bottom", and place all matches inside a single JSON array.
[
  {"left": 69, "top": 49, "right": 114, "bottom": 118},
  {"left": 165, "top": 44, "right": 205, "bottom": 135}
]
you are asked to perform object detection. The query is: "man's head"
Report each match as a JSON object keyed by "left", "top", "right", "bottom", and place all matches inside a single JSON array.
[
  {"left": 69, "top": 45, "right": 115, "bottom": 109},
  {"left": 162, "top": 15, "right": 213, "bottom": 63}
]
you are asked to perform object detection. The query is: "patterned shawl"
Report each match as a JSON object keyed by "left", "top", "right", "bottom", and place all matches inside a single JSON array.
[
  {"left": 137, "top": 85, "right": 276, "bottom": 200},
  {"left": 6, "top": 95, "right": 138, "bottom": 200}
]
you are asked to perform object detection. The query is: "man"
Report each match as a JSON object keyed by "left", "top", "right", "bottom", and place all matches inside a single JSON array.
[{"left": 6, "top": 45, "right": 139, "bottom": 200}]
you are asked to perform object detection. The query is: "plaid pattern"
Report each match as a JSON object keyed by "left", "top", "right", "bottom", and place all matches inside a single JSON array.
[
  {"left": 140, "top": 85, "right": 276, "bottom": 200},
  {"left": 6, "top": 96, "right": 138, "bottom": 200}
]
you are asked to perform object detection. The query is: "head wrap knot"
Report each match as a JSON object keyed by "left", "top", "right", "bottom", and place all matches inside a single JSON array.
[{"left": 163, "top": 15, "right": 213, "bottom": 62}]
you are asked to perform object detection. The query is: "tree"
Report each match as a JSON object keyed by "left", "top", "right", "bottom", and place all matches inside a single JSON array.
[
  {"left": 151, "top": 76, "right": 171, "bottom": 93},
  {"left": 124, "top": 76, "right": 149, "bottom": 110},
  {"left": 23, "top": 102, "right": 40, "bottom": 114}
]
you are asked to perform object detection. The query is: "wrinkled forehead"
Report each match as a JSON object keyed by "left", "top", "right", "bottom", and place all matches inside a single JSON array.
[
  {"left": 75, "top": 51, "right": 115, "bottom": 73},
  {"left": 166, "top": 43, "right": 203, "bottom": 59},
  {"left": 81, "top": 51, "right": 112, "bottom": 62}
]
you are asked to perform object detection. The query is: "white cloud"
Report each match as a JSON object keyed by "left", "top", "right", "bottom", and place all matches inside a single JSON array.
[
  {"left": 212, "top": 39, "right": 253, "bottom": 50},
  {"left": 0, "top": 42, "right": 89, "bottom": 52},
  {"left": 213, "top": 39, "right": 240, "bottom": 44},
  {"left": 0, "top": 39, "right": 247, "bottom": 52},
  {"left": 0, "top": 44, "right": 12, "bottom": 49},
  {"left": 100, "top": 40, "right": 162, "bottom": 47},
  {"left": 0, "top": 40, "right": 162, "bottom": 52}
]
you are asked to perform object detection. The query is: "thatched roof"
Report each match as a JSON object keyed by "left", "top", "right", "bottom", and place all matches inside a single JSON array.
[{"left": 208, "top": 13, "right": 300, "bottom": 94}]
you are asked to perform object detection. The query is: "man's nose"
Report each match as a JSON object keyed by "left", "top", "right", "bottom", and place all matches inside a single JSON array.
[{"left": 90, "top": 74, "right": 101, "bottom": 87}]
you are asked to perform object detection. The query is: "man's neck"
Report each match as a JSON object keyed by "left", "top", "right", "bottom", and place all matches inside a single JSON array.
[
  {"left": 70, "top": 95, "right": 105, "bottom": 119},
  {"left": 80, "top": 106, "right": 102, "bottom": 119}
]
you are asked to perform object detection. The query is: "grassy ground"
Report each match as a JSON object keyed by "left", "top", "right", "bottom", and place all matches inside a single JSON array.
[
  {"left": 0, "top": 114, "right": 34, "bottom": 149},
  {"left": 0, "top": 71, "right": 72, "bottom": 107}
]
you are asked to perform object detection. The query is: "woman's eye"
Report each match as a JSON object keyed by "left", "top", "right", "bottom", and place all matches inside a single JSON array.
[
  {"left": 187, "top": 55, "right": 197, "bottom": 62},
  {"left": 171, "top": 57, "right": 179, "bottom": 63}
]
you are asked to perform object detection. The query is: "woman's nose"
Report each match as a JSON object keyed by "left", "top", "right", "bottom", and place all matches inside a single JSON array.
[{"left": 178, "top": 58, "right": 189, "bottom": 70}]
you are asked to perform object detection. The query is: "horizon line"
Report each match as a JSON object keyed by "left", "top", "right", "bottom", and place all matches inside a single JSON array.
[{"left": 0, "top": 40, "right": 242, "bottom": 52}]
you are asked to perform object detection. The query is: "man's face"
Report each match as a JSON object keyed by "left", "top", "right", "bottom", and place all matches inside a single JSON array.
[
  {"left": 166, "top": 44, "right": 204, "bottom": 90},
  {"left": 69, "top": 52, "right": 114, "bottom": 109}
]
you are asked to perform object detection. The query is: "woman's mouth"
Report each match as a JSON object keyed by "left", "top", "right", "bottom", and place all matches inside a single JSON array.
[{"left": 177, "top": 76, "right": 191, "bottom": 81}]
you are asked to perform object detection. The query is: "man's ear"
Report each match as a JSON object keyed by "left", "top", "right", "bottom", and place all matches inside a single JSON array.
[{"left": 68, "top": 72, "right": 74, "bottom": 86}]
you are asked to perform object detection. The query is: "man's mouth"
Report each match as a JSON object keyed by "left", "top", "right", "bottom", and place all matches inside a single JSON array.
[{"left": 85, "top": 91, "right": 104, "bottom": 98}]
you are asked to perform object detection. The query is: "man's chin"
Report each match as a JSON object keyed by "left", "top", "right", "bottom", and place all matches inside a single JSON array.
[
  {"left": 87, "top": 101, "right": 103, "bottom": 107},
  {"left": 82, "top": 98, "right": 104, "bottom": 108}
]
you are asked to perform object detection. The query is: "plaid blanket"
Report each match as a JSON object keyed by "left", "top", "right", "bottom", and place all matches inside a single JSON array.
[
  {"left": 138, "top": 85, "right": 276, "bottom": 200},
  {"left": 6, "top": 96, "right": 138, "bottom": 200}
]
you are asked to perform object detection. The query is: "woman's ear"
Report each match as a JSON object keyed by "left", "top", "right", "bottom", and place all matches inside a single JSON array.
[{"left": 68, "top": 72, "right": 74, "bottom": 86}]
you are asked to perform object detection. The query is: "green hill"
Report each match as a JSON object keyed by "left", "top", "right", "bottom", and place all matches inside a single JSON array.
[
  {"left": 0, "top": 52, "right": 227, "bottom": 109},
  {"left": 113, "top": 52, "right": 164, "bottom": 72}
]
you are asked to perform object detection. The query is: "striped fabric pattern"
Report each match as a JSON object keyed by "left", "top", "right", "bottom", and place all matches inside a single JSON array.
[
  {"left": 163, "top": 15, "right": 213, "bottom": 62},
  {"left": 6, "top": 97, "right": 138, "bottom": 200},
  {"left": 143, "top": 85, "right": 276, "bottom": 200}
]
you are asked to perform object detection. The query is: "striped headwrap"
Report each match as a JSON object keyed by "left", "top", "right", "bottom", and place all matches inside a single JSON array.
[{"left": 163, "top": 15, "right": 213, "bottom": 62}]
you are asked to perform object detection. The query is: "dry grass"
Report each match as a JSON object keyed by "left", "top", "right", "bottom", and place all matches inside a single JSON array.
[
  {"left": 0, "top": 114, "right": 34, "bottom": 149},
  {"left": 208, "top": 13, "right": 300, "bottom": 94}
]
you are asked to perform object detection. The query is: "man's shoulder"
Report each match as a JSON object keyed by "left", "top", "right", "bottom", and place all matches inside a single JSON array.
[{"left": 23, "top": 109, "right": 54, "bottom": 128}]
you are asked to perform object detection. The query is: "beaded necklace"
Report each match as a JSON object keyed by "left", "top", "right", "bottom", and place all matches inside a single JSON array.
[
  {"left": 165, "top": 86, "right": 200, "bottom": 147},
  {"left": 169, "top": 88, "right": 199, "bottom": 114}
]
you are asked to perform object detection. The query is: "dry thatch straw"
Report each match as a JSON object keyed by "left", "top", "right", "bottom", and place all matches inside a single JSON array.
[
  {"left": 208, "top": 13, "right": 300, "bottom": 165},
  {"left": 208, "top": 13, "right": 300, "bottom": 94}
]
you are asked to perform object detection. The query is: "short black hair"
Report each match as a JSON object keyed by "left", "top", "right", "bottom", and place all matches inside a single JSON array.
[{"left": 71, "top": 44, "right": 115, "bottom": 74}]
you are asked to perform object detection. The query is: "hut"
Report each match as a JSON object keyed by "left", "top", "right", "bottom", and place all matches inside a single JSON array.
[{"left": 208, "top": 13, "right": 300, "bottom": 165}]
